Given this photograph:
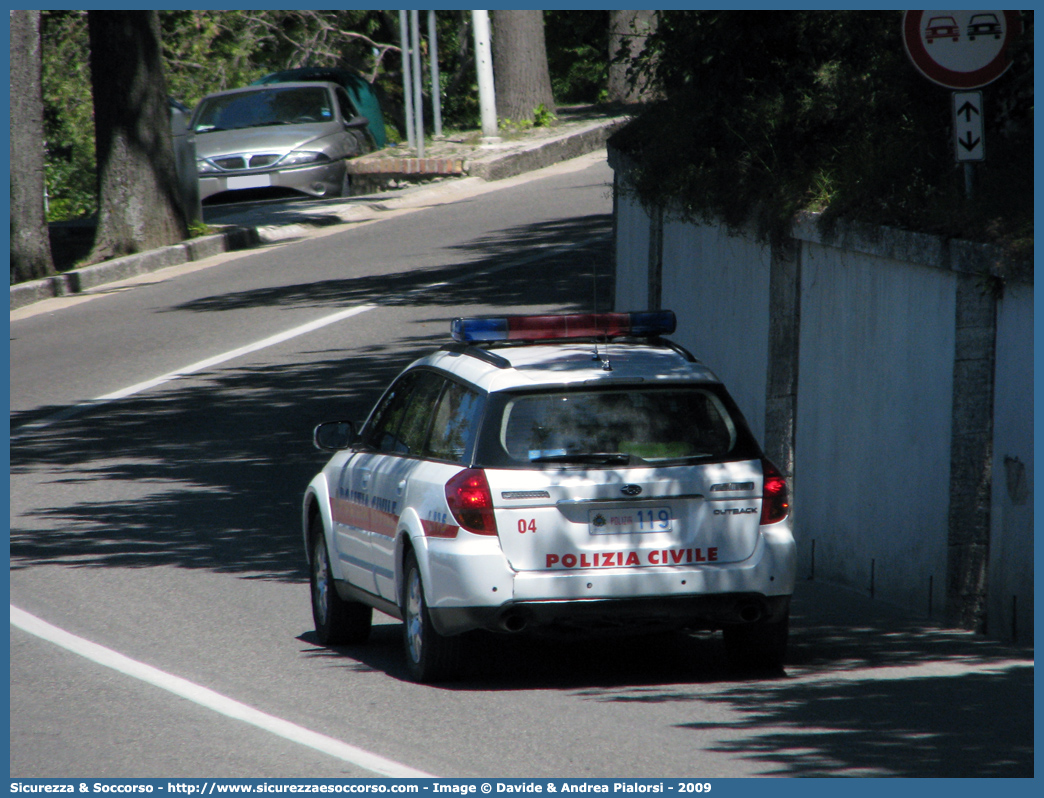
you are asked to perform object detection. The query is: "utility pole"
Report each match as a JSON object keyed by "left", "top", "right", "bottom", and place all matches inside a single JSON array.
[
  {"left": 471, "top": 10, "right": 499, "bottom": 144},
  {"left": 410, "top": 10, "right": 424, "bottom": 157},
  {"left": 428, "top": 10, "right": 443, "bottom": 138}
]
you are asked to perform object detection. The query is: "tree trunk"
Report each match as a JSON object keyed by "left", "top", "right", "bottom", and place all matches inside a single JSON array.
[
  {"left": 491, "top": 10, "right": 555, "bottom": 123},
  {"left": 607, "top": 10, "right": 659, "bottom": 106},
  {"left": 87, "top": 11, "right": 187, "bottom": 264},
  {"left": 10, "top": 9, "right": 56, "bottom": 283}
]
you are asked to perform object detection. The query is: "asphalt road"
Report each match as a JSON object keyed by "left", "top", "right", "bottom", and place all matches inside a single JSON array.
[{"left": 9, "top": 153, "right": 1034, "bottom": 779}]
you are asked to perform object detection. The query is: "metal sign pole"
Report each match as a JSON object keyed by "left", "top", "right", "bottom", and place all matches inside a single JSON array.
[
  {"left": 399, "top": 10, "right": 414, "bottom": 150},
  {"left": 411, "top": 10, "right": 424, "bottom": 158}
]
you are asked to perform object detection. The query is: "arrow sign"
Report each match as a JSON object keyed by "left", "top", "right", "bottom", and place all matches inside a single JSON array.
[
  {"left": 959, "top": 132, "right": 981, "bottom": 151},
  {"left": 953, "top": 91, "right": 984, "bottom": 161},
  {"left": 956, "top": 101, "right": 980, "bottom": 122}
]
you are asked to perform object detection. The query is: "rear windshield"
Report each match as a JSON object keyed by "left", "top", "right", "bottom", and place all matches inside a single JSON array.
[{"left": 475, "top": 385, "right": 760, "bottom": 468}]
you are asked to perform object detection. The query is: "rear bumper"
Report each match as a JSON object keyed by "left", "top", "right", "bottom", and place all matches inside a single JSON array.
[
  {"left": 431, "top": 593, "right": 791, "bottom": 636},
  {"left": 424, "top": 523, "right": 795, "bottom": 636}
]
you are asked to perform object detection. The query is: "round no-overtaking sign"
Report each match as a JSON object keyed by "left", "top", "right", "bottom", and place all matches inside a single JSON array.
[{"left": 903, "top": 10, "right": 1022, "bottom": 89}]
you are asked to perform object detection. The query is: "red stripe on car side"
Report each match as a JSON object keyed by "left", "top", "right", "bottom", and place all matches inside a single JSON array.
[
  {"left": 331, "top": 497, "right": 399, "bottom": 538},
  {"left": 421, "top": 519, "right": 459, "bottom": 538}
]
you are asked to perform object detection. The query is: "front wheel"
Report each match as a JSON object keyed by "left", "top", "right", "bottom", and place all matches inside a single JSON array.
[
  {"left": 402, "top": 550, "right": 461, "bottom": 682},
  {"left": 337, "top": 167, "right": 352, "bottom": 198},
  {"left": 310, "top": 519, "right": 372, "bottom": 645}
]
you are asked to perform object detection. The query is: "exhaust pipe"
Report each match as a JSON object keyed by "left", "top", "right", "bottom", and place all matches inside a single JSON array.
[
  {"left": 499, "top": 612, "right": 528, "bottom": 633},
  {"left": 738, "top": 602, "right": 763, "bottom": 623}
]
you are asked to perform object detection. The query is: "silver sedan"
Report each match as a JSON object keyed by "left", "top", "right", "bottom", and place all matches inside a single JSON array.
[{"left": 192, "top": 82, "right": 371, "bottom": 202}]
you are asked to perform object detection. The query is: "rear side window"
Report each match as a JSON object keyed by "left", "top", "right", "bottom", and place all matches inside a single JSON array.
[
  {"left": 427, "top": 381, "right": 485, "bottom": 463},
  {"left": 396, "top": 372, "right": 445, "bottom": 454},
  {"left": 477, "top": 386, "right": 758, "bottom": 468}
]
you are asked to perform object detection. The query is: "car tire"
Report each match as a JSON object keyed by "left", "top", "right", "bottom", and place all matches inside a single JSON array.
[
  {"left": 402, "top": 549, "right": 461, "bottom": 682},
  {"left": 723, "top": 612, "right": 788, "bottom": 673},
  {"left": 337, "top": 168, "right": 352, "bottom": 198},
  {"left": 310, "top": 518, "right": 372, "bottom": 645}
]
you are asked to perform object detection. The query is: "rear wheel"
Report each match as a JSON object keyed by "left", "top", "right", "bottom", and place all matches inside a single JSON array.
[
  {"left": 723, "top": 612, "right": 789, "bottom": 673},
  {"left": 310, "top": 518, "right": 372, "bottom": 645},
  {"left": 402, "top": 550, "right": 461, "bottom": 682}
]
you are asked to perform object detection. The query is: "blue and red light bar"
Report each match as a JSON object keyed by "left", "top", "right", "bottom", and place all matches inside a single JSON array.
[{"left": 451, "top": 310, "right": 676, "bottom": 343}]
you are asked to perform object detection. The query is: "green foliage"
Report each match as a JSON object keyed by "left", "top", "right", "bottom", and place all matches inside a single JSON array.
[
  {"left": 186, "top": 220, "right": 213, "bottom": 238},
  {"left": 532, "top": 104, "right": 556, "bottom": 127},
  {"left": 544, "top": 11, "right": 609, "bottom": 104},
  {"left": 40, "top": 11, "right": 96, "bottom": 222},
  {"left": 613, "top": 11, "right": 1033, "bottom": 251},
  {"left": 497, "top": 117, "right": 534, "bottom": 135},
  {"left": 431, "top": 10, "right": 480, "bottom": 131}
]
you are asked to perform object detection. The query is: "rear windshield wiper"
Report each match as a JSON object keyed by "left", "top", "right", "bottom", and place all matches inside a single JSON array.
[{"left": 530, "top": 452, "right": 634, "bottom": 466}]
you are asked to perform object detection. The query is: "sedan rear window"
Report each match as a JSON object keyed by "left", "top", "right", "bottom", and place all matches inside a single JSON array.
[{"left": 477, "top": 386, "right": 756, "bottom": 468}]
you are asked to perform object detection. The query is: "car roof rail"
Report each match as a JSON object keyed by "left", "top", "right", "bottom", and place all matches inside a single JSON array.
[
  {"left": 659, "top": 337, "right": 700, "bottom": 363},
  {"left": 440, "top": 342, "right": 512, "bottom": 369}
]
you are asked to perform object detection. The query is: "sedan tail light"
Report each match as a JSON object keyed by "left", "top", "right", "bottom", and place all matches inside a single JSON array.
[
  {"left": 760, "top": 460, "right": 790, "bottom": 525},
  {"left": 446, "top": 468, "right": 498, "bottom": 536}
]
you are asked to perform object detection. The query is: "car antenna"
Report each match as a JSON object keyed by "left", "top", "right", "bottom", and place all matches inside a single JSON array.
[{"left": 591, "top": 249, "right": 612, "bottom": 370}]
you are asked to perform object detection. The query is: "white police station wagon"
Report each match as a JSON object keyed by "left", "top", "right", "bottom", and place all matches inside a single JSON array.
[{"left": 303, "top": 311, "right": 796, "bottom": 682}]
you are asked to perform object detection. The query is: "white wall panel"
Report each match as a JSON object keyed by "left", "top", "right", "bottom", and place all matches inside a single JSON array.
[
  {"left": 613, "top": 192, "right": 650, "bottom": 312},
  {"left": 795, "top": 243, "right": 956, "bottom": 611},
  {"left": 661, "top": 220, "right": 771, "bottom": 445},
  {"left": 989, "top": 282, "right": 1034, "bottom": 643}
]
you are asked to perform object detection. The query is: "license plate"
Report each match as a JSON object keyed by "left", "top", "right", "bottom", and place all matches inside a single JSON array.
[
  {"left": 227, "top": 174, "right": 271, "bottom": 189},
  {"left": 589, "top": 507, "right": 672, "bottom": 534}
]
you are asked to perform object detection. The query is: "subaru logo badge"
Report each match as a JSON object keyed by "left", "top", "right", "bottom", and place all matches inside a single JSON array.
[{"left": 621, "top": 485, "right": 642, "bottom": 496}]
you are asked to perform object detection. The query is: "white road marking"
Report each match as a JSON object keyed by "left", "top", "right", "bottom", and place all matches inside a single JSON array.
[
  {"left": 12, "top": 303, "right": 376, "bottom": 435},
  {"left": 10, "top": 605, "right": 434, "bottom": 778}
]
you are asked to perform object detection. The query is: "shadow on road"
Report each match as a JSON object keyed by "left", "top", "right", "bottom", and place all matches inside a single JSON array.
[
  {"left": 299, "top": 587, "right": 1034, "bottom": 777},
  {"left": 166, "top": 215, "right": 614, "bottom": 315}
]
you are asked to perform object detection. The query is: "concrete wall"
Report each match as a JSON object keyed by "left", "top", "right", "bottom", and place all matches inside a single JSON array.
[
  {"left": 612, "top": 187, "right": 651, "bottom": 311},
  {"left": 795, "top": 242, "right": 955, "bottom": 613},
  {"left": 611, "top": 163, "right": 1033, "bottom": 642},
  {"left": 989, "top": 281, "right": 1034, "bottom": 643},
  {"left": 614, "top": 190, "right": 771, "bottom": 445},
  {"left": 659, "top": 220, "right": 771, "bottom": 445}
]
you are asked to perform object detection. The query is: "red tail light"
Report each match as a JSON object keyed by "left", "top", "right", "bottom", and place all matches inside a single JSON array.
[
  {"left": 760, "top": 460, "right": 790, "bottom": 525},
  {"left": 445, "top": 468, "right": 498, "bottom": 536}
]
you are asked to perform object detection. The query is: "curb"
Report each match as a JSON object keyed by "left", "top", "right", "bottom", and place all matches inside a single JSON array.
[
  {"left": 468, "top": 118, "right": 629, "bottom": 181},
  {"left": 10, "top": 227, "right": 260, "bottom": 311},
  {"left": 13, "top": 116, "right": 628, "bottom": 312}
]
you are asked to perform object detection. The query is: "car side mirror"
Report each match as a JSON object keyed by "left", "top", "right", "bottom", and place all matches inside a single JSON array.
[
  {"left": 344, "top": 115, "right": 370, "bottom": 130},
  {"left": 313, "top": 420, "right": 357, "bottom": 451}
]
